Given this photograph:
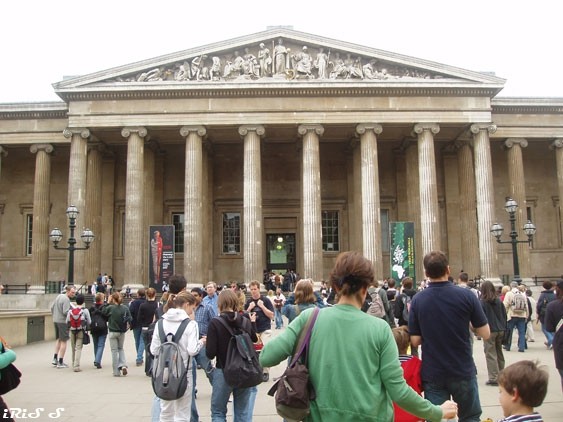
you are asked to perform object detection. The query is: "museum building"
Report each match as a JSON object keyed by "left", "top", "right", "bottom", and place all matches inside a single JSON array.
[{"left": 1, "top": 27, "right": 562, "bottom": 288}]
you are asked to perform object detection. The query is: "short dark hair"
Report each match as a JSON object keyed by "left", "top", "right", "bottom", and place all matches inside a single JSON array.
[
  {"left": 136, "top": 288, "right": 146, "bottom": 298},
  {"left": 191, "top": 287, "right": 204, "bottom": 296},
  {"left": 459, "top": 272, "right": 469, "bottom": 282},
  {"left": 168, "top": 274, "right": 187, "bottom": 294},
  {"left": 423, "top": 251, "right": 449, "bottom": 279},
  {"left": 542, "top": 280, "right": 554, "bottom": 290},
  {"left": 498, "top": 360, "right": 548, "bottom": 408},
  {"left": 75, "top": 294, "right": 85, "bottom": 306}
]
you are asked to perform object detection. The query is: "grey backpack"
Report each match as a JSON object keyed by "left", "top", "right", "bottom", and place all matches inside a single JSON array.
[{"left": 151, "top": 318, "right": 190, "bottom": 400}]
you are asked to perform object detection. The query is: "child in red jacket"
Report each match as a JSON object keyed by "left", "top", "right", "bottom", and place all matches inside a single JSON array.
[{"left": 392, "top": 326, "right": 423, "bottom": 422}]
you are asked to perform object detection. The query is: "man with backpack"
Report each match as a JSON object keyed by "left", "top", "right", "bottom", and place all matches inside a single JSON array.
[
  {"left": 66, "top": 293, "right": 91, "bottom": 372},
  {"left": 503, "top": 282, "right": 529, "bottom": 352},
  {"left": 363, "top": 280, "right": 395, "bottom": 327},
  {"left": 395, "top": 277, "right": 416, "bottom": 327},
  {"left": 89, "top": 292, "right": 108, "bottom": 369}
]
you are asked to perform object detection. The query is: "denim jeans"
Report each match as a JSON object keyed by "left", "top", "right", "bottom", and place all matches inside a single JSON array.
[
  {"left": 191, "top": 347, "right": 214, "bottom": 422},
  {"left": 92, "top": 333, "right": 107, "bottom": 366},
  {"left": 541, "top": 322, "right": 554, "bottom": 347},
  {"left": 506, "top": 317, "right": 527, "bottom": 352},
  {"left": 132, "top": 326, "right": 144, "bottom": 363},
  {"left": 108, "top": 331, "right": 127, "bottom": 375},
  {"left": 141, "top": 329, "right": 153, "bottom": 375},
  {"left": 210, "top": 368, "right": 252, "bottom": 422},
  {"left": 274, "top": 308, "right": 283, "bottom": 329},
  {"left": 423, "top": 377, "right": 481, "bottom": 422}
]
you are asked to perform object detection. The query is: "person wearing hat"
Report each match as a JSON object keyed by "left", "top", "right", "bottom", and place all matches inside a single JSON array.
[{"left": 544, "top": 279, "right": 563, "bottom": 391}]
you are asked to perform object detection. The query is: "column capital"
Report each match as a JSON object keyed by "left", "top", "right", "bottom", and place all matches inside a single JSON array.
[
  {"left": 30, "top": 143, "right": 54, "bottom": 154},
  {"left": 298, "top": 124, "right": 324, "bottom": 137},
  {"left": 470, "top": 123, "right": 497, "bottom": 135},
  {"left": 180, "top": 125, "right": 207, "bottom": 138},
  {"left": 414, "top": 123, "right": 440, "bottom": 135},
  {"left": 0, "top": 145, "right": 8, "bottom": 157},
  {"left": 238, "top": 125, "right": 265, "bottom": 138},
  {"left": 87, "top": 140, "right": 106, "bottom": 153},
  {"left": 121, "top": 126, "right": 148, "bottom": 138},
  {"left": 63, "top": 127, "right": 90, "bottom": 139},
  {"left": 550, "top": 138, "right": 563, "bottom": 150},
  {"left": 504, "top": 138, "right": 528, "bottom": 149},
  {"left": 356, "top": 123, "right": 383, "bottom": 136}
]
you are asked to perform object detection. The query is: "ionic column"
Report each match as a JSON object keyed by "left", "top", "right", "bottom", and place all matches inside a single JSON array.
[
  {"left": 121, "top": 127, "right": 147, "bottom": 286},
  {"left": 505, "top": 138, "right": 531, "bottom": 279},
  {"left": 457, "top": 140, "right": 480, "bottom": 277},
  {"left": 143, "top": 140, "right": 158, "bottom": 285},
  {"left": 404, "top": 140, "right": 424, "bottom": 283},
  {"left": 63, "top": 127, "right": 90, "bottom": 285},
  {"left": 356, "top": 123, "right": 383, "bottom": 279},
  {"left": 298, "top": 124, "right": 324, "bottom": 281},
  {"left": 30, "top": 144, "right": 53, "bottom": 285},
  {"left": 471, "top": 123, "right": 499, "bottom": 281},
  {"left": 84, "top": 141, "right": 104, "bottom": 284},
  {"left": 550, "top": 138, "right": 563, "bottom": 243},
  {"left": 181, "top": 126, "right": 206, "bottom": 284},
  {"left": 414, "top": 123, "right": 441, "bottom": 255},
  {"left": 239, "top": 125, "right": 265, "bottom": 283},
  {"left": 0, "top": 146, "right": 7, "bottom": 181}
]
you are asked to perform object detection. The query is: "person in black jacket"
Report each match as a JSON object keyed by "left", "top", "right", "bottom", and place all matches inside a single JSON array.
[
  {"left": 536, "top": 280, "right": 556, "bottom": 349},
  {"left": 137, "top": 287, "right": 159, "bottom": 376},
  {"left": 206, "top": 290, "right": 258, "bottom": 421},
  {"left": 479, "top": 280, "right": 507, "bottom": 386}
]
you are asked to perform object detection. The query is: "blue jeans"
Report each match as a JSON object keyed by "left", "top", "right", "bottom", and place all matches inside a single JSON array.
[
  {"left": 210, "top": 368, "right": 252, "bottom": 422},
  {"left": 506, "top": 317, "right": 527, "bottom": 352},
  {"left": 92, "top": 333, "right": 107, "bottom": 365},
  {"left": 423, "top": 377, "right": 481, "bottom": 422},
  {"left": 541, "top": 322, "right": 554, "bottom": 347},
  {"left": 132, "top": 326, "right": 144, "bottom": 363},
  {"left": 274, "top": 308, "right": 283, "bottom": 329},
  {"left": 191, "top": 347, "right": 214, "bottom": 422}
]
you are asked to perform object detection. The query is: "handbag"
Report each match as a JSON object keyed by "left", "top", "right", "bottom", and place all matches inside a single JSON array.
[
  {"left": 0, "top": 344, "right": 22, "bottom": 395},
  {"left": 253, "top": 333, "right": 264, "bottom": 352},
  {"left": 82, "top": 330, "right": 91, "bottom": 345},
  {"left": 268, "top": 307, "right": 320, "bottom": 421}
]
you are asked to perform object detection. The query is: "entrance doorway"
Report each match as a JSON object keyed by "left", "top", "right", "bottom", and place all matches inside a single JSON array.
[{"left": 266, "top": 233, "right": 296, "bottom": 274}]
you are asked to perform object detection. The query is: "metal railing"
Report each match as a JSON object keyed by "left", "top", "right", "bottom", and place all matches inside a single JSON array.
[{"left": 1, "top": 284, "right": 31, "bottom": 294}]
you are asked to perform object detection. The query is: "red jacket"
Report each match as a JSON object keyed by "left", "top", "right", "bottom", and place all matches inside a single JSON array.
[{"left": 394, "top": 356, "right": 423, "bottom": 422}]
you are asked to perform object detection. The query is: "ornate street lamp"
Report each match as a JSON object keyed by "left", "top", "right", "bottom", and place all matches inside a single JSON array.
[
  {"left": 49, "top": 205, "right": 95, "bottom": 285},
  {"left": 490, "top": 198, "right": 536, "bottom": 284}
]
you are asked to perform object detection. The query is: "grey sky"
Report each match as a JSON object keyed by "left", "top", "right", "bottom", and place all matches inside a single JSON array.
[{"left": 1, "top": 0, "right": 561, "bottom": 103}]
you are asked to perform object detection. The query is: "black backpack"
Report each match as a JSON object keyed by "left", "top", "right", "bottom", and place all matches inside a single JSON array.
[
  {"left": 151, "top": 318, "right": 190, "bottom": 400},
  {"left": 90, "top": 307, "right": 107, "bottom": 334},
  {"left": 216, "top": 316, "right": 263, "bottom": 389}
]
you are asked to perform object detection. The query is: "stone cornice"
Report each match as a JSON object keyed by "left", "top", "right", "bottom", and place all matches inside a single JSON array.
[
  {"left": 492, "top": 98, "right": 563, "bottom": 114},
  {"left": 55, "top": 85, "right": 501, "bottom": 102},
  {"left": 0, "top": 102, "right": 68, "bottom": 120}
]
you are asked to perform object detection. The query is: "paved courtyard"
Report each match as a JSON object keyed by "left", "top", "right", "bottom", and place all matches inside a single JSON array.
[{"left": 3, "top": 325, "right": 561, "bottom": 421}]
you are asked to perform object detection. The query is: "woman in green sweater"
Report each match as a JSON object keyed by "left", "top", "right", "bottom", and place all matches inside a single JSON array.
[{"left": 260, "top": 251, "right": 458, "bottom": 422}]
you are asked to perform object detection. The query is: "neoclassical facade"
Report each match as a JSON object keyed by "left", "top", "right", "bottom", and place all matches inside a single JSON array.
[{"left": 1, "top": 27, "right": 562, "bottom": 287}]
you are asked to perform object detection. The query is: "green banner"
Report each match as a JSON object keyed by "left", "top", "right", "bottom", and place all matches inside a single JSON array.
[{"left": 390, "top": 221, "right": 415, "bottom": 283}]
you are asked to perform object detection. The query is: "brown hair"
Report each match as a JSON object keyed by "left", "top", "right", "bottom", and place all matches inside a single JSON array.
[
  {"left": 480, "top": 280, "right": 497, "bottom": 302},
  {"left": 95, "top": 292, "right": 105, "bottom": 304},
  {"left": 401, "top": 277, "right": 413, "bottom": 290},
  {"left": 329, "top": 251, "right": 374, "bottom": 297},
  {"left": 248, "top": 280, "right": 261, "bottom": 289},
  {"left": 218, "top": 289, "right": 240, "bottom": 312},
  {"left": 542, "top": 280, "right": 554, "bottom": 290},
  {"left": 392, "top": 326, "right": 411, "bottom": 355},
  {"left": 163, "top": 291, "right": 196, "bottom": 312},
  {"left": 294, "top": 279, "right": 315, "bottom": 305},
  {"left": 146, "top": 287, "right": 157, "bottom": 300},
  {"left": 423, "top": 251, "right": 449, "bottom": 279},
  {"left": 111, "top": 291, "right": 122, "bottom": 305},
  {"left": 498, "top": 360, "right": 548, "bottom": 408}
]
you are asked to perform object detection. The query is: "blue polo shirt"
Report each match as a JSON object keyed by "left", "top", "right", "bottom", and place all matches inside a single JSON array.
[{"left": 408, "top": 281, "right": 488, "bottom": 382}]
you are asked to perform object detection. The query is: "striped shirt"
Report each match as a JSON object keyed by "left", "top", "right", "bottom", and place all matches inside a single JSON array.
[{"left": 498, "top": 413, "right": 543, "bottom": 422}]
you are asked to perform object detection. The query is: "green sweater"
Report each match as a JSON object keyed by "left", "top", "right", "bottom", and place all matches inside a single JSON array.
[
  {"left": 102, "top": 303, "right": 131, "bottom": 333},
  {"left": 259, "top": 305, "right": 443, "bottom": 422}
]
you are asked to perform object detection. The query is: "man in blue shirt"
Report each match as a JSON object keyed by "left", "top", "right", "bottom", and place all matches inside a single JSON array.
[
  {"left": 202, "top": 281, "right": 219, "bottom": 315},
  {"left": 409, "top": 251, "right": 490, "bottom": 422}
]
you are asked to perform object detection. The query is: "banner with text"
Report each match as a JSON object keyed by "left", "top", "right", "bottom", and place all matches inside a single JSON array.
[
  {"left": 390, "top": 221, "right": 416, "bottom": 283},
  {"left": 149, "top": 225, "right": 175, "bottom": 291}
]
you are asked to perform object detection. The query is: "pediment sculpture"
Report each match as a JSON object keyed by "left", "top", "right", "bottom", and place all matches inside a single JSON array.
[{"left": 112, "top": 38, "right": 446, "bottom": 84}]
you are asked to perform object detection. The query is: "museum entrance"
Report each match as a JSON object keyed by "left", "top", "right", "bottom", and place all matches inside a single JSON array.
[{"left": 266, "top": 233, "right": 296, "bottom": 274}]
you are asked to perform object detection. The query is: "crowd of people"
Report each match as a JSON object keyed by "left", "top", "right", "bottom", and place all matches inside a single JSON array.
[{"left": 17, "top": 251, "right": 559, "bottom": 421}]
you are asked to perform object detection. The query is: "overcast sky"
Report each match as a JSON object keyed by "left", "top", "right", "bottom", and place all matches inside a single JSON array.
[{"left": 1, "top": 0, "right": 561, "bottom": 103}]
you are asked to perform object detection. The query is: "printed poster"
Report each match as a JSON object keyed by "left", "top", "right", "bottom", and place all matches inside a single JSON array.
[
  {"left": 390, "top": 221, "right": 416, "bottom": 283},
  {"left": 149, "top": 225, "right": 175, "bottom": 291}
]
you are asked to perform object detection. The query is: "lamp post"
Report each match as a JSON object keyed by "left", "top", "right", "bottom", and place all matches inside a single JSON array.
[
  {"left": 49, "top": 205, "right": 95, "bottom": 286},
  {"left": 490, "top": 198, "right": 536, "bottom": 285}
]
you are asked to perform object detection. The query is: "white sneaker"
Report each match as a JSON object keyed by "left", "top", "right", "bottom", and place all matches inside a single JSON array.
[{"left": 56, "top": 362, "right": 69, "bottom": 369}]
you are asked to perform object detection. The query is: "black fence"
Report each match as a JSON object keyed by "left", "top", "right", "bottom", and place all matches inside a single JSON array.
[{"left": 1, "top": 283, "right": 32, "bottom": 294}]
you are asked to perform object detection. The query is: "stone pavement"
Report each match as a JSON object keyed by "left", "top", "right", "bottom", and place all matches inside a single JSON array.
[{"left": 2, "top": 326, "right": 561, "bottom": 422}]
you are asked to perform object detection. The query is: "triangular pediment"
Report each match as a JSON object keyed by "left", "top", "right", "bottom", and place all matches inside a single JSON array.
[{"left": 53, "top": 28, "right": 505, "bottom": 97}]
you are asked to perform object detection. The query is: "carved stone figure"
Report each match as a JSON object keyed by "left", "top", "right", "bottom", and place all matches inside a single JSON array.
[
  {"left": 258, "top": 43, "right": 272, "bottom": 77},
  {"left": 137, "top": 68, "right": 163, "bottom": 82},
  {"left": 191, "top": 55, "right": 209, "bottom": 81},
  {"left": 243, "top": 48, "right": 260, "bottom": 78},
  {"left": 273, "top": 38, "right": 288, "bottom": 75},
  {"left": 348, "top": 55, "right": 364, "bottom": 79},
  {"left": 210, "top": 57, "right": 222, "bottom": 81},
  {"left": 363, "top": 59, "right": 378, "bottom": 79},
  {"left": 175, "top": 63, "right": 189, "bottom": 81},
  {"left": 292, "top": 46, "right": 313, "bottom": 78},
  {"left": 329, "top": 53, "right": 348, "bottom": 79},
  {"left": 314, "top": 48, "right": 329, "bottom": 79}
]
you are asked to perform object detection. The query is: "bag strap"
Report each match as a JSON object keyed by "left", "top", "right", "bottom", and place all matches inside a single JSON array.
[
  {"left": 158, "top": 318, "right": 190, "bottom": 343},
  {"left": 289, "top": 307, "right": 320, "bottom": 367},
  {"left": 216, "top": 315, "right": 237, "bottom": 337}
]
